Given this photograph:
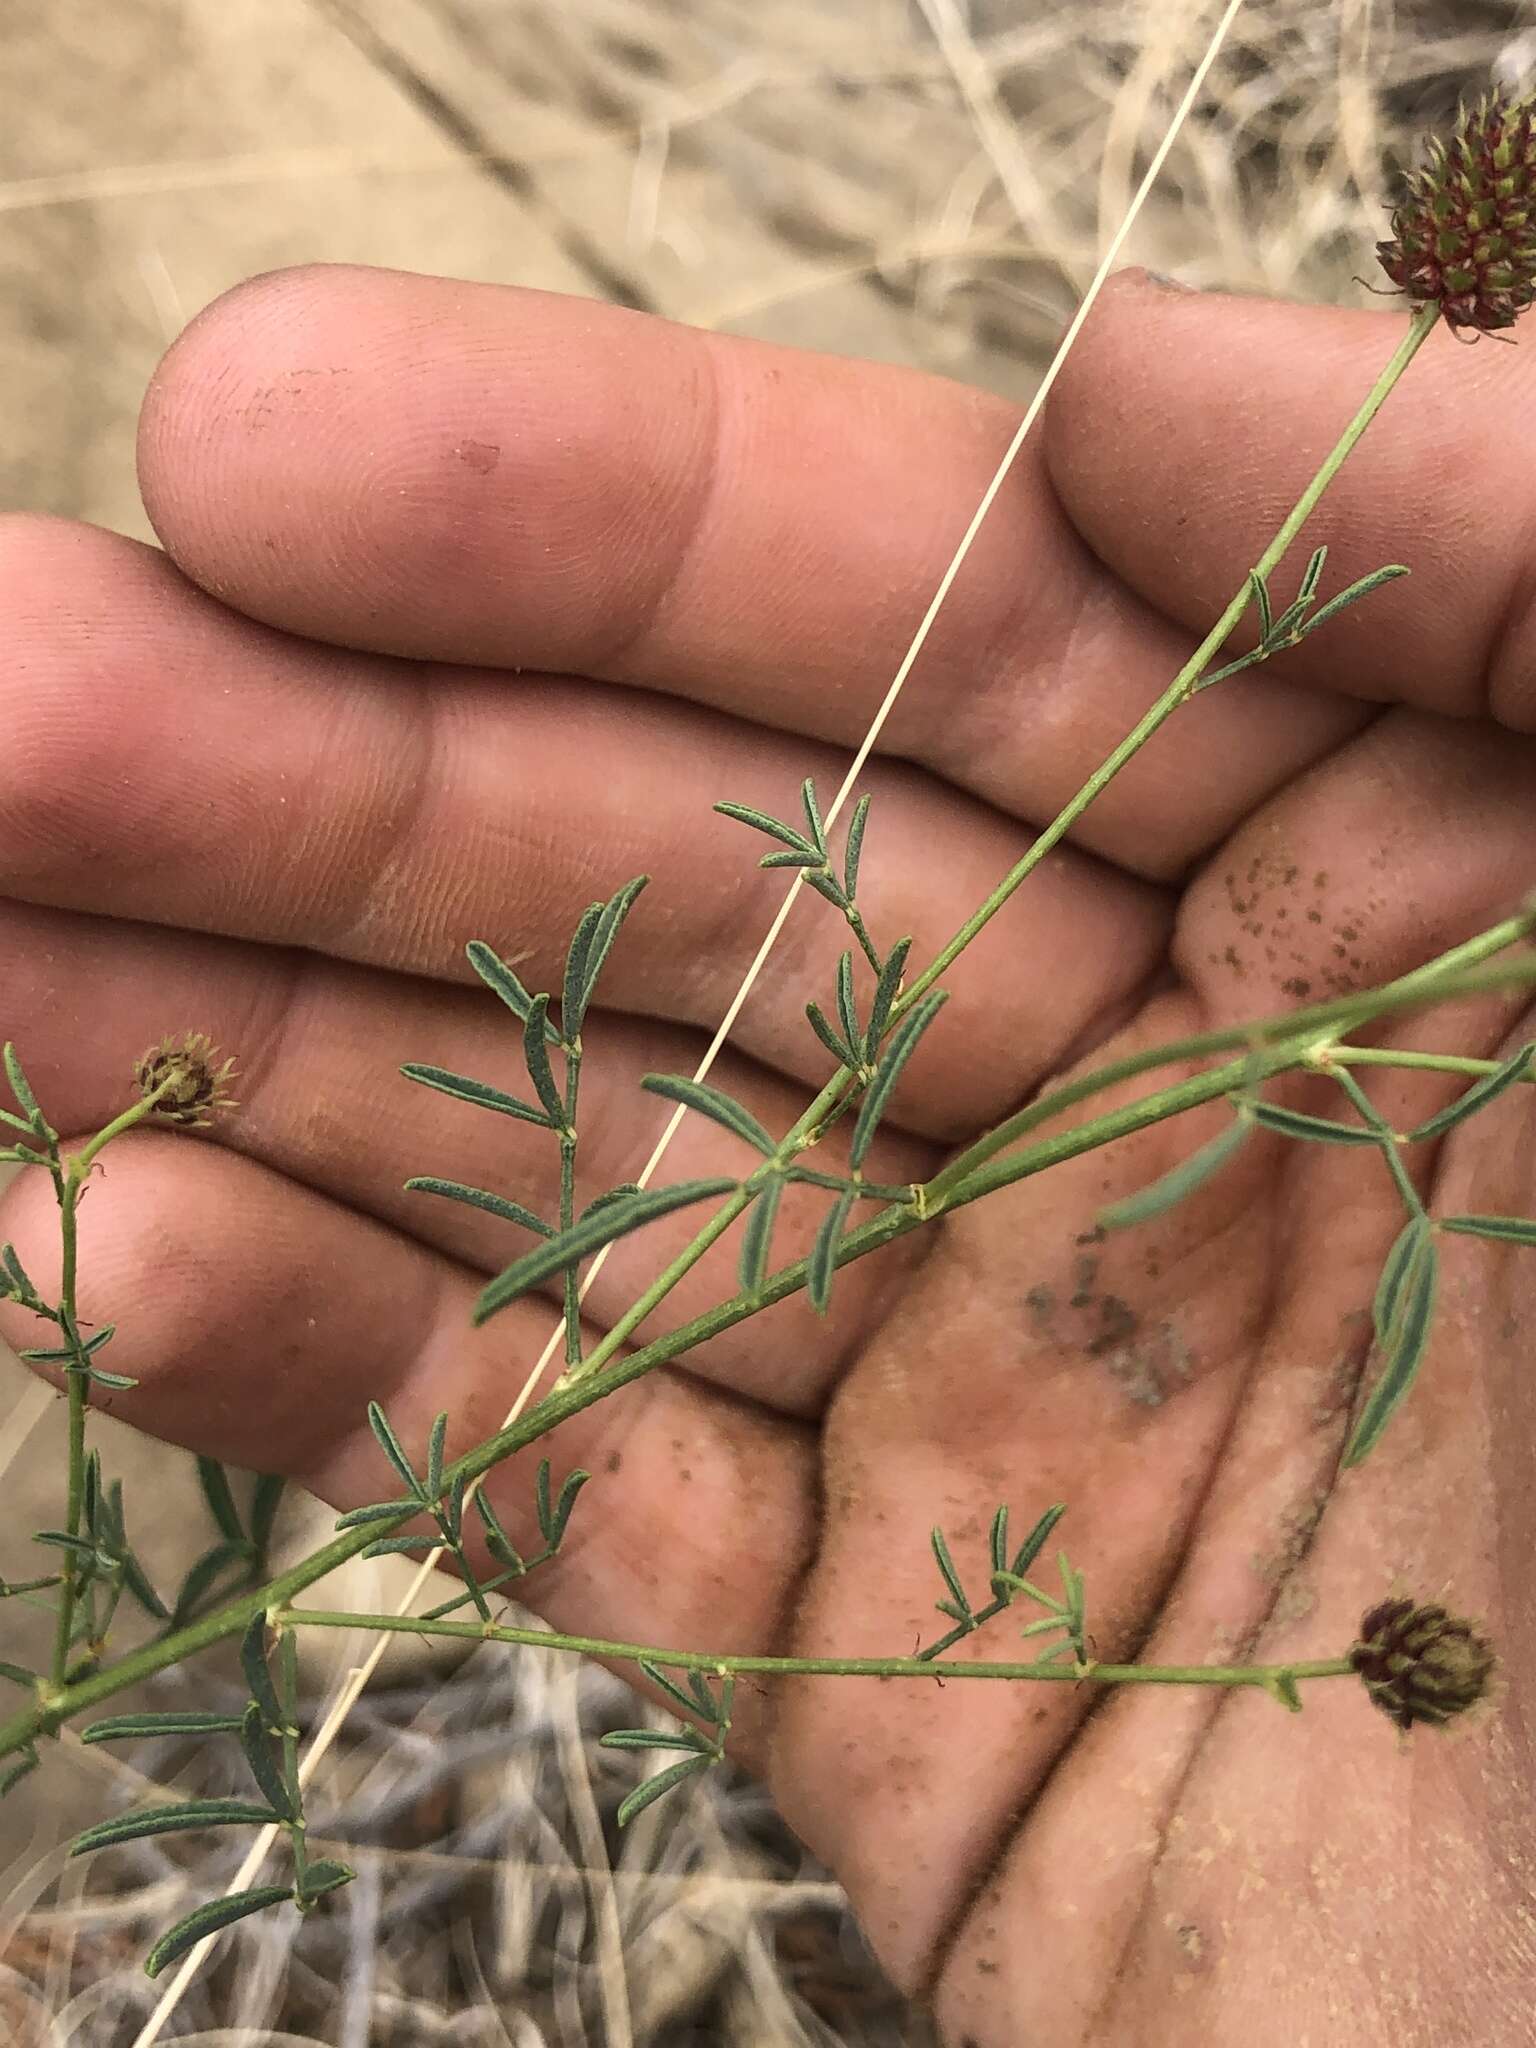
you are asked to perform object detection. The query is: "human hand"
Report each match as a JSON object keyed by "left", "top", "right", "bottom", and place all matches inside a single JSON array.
[{"left": 2, "top": 265, "right": 1532, "bottom": 2042}]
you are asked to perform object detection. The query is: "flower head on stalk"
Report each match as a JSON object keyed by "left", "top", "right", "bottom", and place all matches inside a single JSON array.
[
  {"left": 1377, "top": 91, "right": 1536, "bottom": 338},
  {"left": 135, "top": 1033, "right": 239, "bottom": 1128}
]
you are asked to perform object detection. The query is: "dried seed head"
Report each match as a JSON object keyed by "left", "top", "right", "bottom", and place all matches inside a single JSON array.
[
  {"left": 134, "top": 1032, "right": 239, "bottom": 1128},
  {"left": 1377, "top": 90, "right": 1536, "bottom": 335},
  {"left": 1351, "top": 1597, "right": 1496, "bottom": 1731}
]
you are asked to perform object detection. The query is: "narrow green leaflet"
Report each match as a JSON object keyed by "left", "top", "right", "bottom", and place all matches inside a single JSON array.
[
  {"left": 472, "top": 1178, "right": 738, "bottom": 1324},
  {"left": 835, "top": 952, "right": 860, "bottom": 1057},
  {"left": 298, "top": 1858, "right": 355, "bottom": 1902},
  {"left": 1, "top": 1243, "right": 43, "bottom": 1308},
  {"left": 988, "top": 1505, "right": 1010, "bottom": 1578},
  {"left": 1372, "top": 1213, "right": 1427, "bottom": 1348},
  {"left": 800, "top": 778, "right": 828, "bottom": 854},
  {"left": 172, "top": 1539, "right": 254, "bottom": 1627},
  {"left": 992, "top": 1503, "right": 1066, "bottom": 1599},
  {"left": 865, "top": 938, "right": 911, "bottom": 1052},
  {"left": 713, "top": 800, "right": 815, "bottom": 854},
  {"left": 614, "top": 1754, "right": 712, "bottom": 1827},
  {"left": 1440, "top": 1214, "right": 1536, "bottom": 1244},
  {"left": 334, "top": 1500, "right": 415, "bottom": 1531},
  {"left": 1247, "top": 1101, "right": 1378, "bottom": 1146},
  {"left": 82, "top": 1711, "right": 247, "bottom": 1744},
  {"left": 249, "top": 1474, "right": 286, "bottom": 1561},
  {"left": 739, "top": 1173, "right": 785, "bottom": 1295},
  {"left": 599, "top": 1727, "right": 709, "bottom": 1754},
  {"left": 1297, "top": 564, "right": 1409, "bottom": 642},
  {"left": 1, "top": 1750, "right": 39, "bottom": 1797},
  {"left": 580, "top": 1182, "right": 644, "bottom": 1222},
  {"left": 3, "top": 1044, "right": 44, "bottom": 1128},
  {"left": 807, "top": 1185, "right": 856, "bottom": 1315},
  {"left": 640, "top": 1075, "right": 775, "bottom": 1154},
  {"left": 805, "top": 1001, "right": 860, "bottom": 1072},
  {"left": 1248, "top": 566, "right": 1273, "bottom": 643},
  {"left": 366, "top": 1402, "right": 425, "bottom": 1500},
  {"left": 71, "top": 1800, "right": 278, "bottom": 1857},
  {"left": 399, "top": 1063, "right": 554, "bottom": 1129},
  {"left": 521, "top": 994, "right": 566, "bottom": 1125},
  {"left": 638, "top": 1658, "right": 710, "bottom": 1722},
  {"left": 196, "top": 1458, "right": 246, "bottom": 1545},
  {"left": 850, "top": 991, "right": 947, "bottom": 1168},
  {"left": 537, "top": 1461, "right": 589, "bottom": 1549},
  {"left": 1406, "top": 1044, "right": 1535, "bottom": 1143},
  {"left": 843, "top": 793, "right": 872, "bottom": 902},
  {"left": 404, "top": 1176, "right": 553, "bottom": 1238},
  {"left": 473, "top": 1490, "right": 524, "bottom": 1573},
  {"left": 561, "top": 903, "right": 602, "bottom": 1044},
  {"left": 240, "top": 1702, "right": 295, "bottom": 1819},
  {"left": 574, "top": 877, "right": 649, "bottom": 1028},
  {"left": 240, "top": 1616, "right": 287, "bottom": 1733},
  {"left": 144, "top": 1887, "right": 294, "bottom": 1979},
  {"left": 1098, "top": 1117, "right": 1250, "bottom": 1231},
  {"left": 18, "top": 1325, "right": 118, "bottom": 1365},
  {"left": 119, "top": 1546, "right": 170, "bottom": 1623},
  {"left": 464, "top": 940, "right": 560, "bottom": 1042},
  {"left": 930, "top": 1527, "right": 972, "bottom": 1621},
  {"left": 361, "top": 1534, "right": 438, "bottom": 1560},
  {"left": 427, "top": 1413, "right": 448, "bottom": 1501},
  {"left": 1344, "top": 1218, "right": 1439, "bottom": 1466},
  {"left": 801, "top": 865, "right": 850, "bottom": 913}
]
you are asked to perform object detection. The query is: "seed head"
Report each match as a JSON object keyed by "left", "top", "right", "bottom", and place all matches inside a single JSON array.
[
  {"left": 1351, "top": 1597, "right": 1496, "bottom": 1732},
  {"left": 134, "top": 1032, "right": 239, "bottom": 1128},
  {"left": 1377, "top": 90, "right": 1536, "bottom": 335}
]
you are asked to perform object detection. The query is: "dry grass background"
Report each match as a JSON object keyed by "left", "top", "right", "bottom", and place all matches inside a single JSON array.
[{"left": 2, "top": 1, "right": 1534, "bottom": 2041}]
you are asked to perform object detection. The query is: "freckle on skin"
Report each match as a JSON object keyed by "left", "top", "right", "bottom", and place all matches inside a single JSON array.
[{"left": 455, "top": 439, "right": 501, "bottom": 473}]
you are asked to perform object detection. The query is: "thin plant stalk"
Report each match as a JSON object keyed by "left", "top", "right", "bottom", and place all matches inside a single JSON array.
[{"left": 272, "top": 1606, "right": 1353, "bottom": 1704}]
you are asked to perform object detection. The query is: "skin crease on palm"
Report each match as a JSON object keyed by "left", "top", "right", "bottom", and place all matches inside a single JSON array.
[{"left": 3, "top": 259, "right": 1536, "bottom": 2044}]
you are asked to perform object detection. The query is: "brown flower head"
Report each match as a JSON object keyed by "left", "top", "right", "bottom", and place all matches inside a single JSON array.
[
  {"left": 1377, "top": 89, "right": 1536, "bottom": 335},
  {"left": 1351, "top": 1597, "right": 1496, "bottom": 1732},
  {"left": 134, "top": 1032, "right": 239, "bottom": 1128}
]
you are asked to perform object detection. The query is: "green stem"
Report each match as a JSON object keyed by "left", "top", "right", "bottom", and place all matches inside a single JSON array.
[
  {"left": 47, "top": 1080, "right": 179, "bottom": 1689},
  {"left": 276, "top": 1625, "right": 309, "bottom": 1896},
  {"left": 271, "top": 1608, "right": 1354, "bottom": 1697},
  {"left": 560, "top": 1043, "right": 582, "bottom": 1369},
  {"left": 1330, "top": 1063, "right": 1426, "bottom": 1218},
  {"left": 892, "top": 300, "right": 1441, "bottom": 1022},
  {"left": 924, "top": 908, "right": 1536, "bottom": 1207}
]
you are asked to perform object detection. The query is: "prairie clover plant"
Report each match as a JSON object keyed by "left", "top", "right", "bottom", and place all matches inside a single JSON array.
[{"left": 0, "top": 90, "right": 1531, "bottom": 1976}]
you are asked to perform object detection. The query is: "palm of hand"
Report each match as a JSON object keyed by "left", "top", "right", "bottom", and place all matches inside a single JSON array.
[{"left": 2, "top": 267, "right": 1532, "bottom": 2044}]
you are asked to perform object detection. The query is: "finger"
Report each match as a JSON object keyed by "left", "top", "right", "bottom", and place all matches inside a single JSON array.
[
  {"left": 0, "top": 1132, "right": 813, "bottom": 1765},
  {"left": 137, "top": 264, "right": 1364, "bottom": 873},
  {"left": 0, "top": 517, "right": 1169, "bottom": 1138},
  {"left": 1045, "top": 268, "right": 1536, "bottom": 728},
  {"left": 0, "top": 894, "right": 933, "bottom": 1416}
]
